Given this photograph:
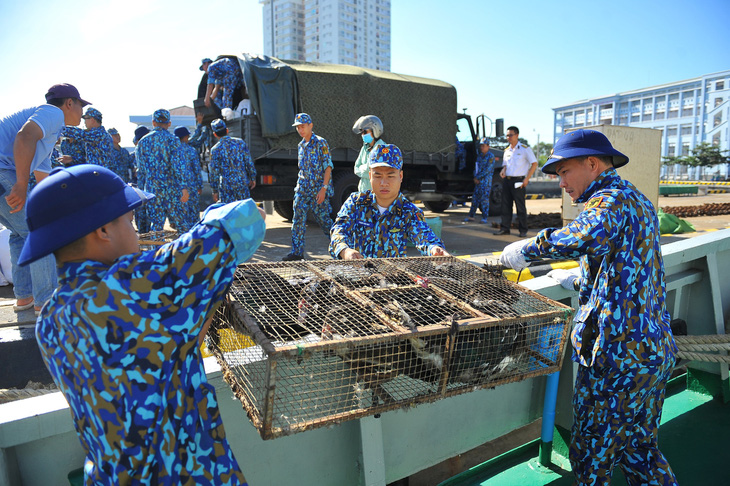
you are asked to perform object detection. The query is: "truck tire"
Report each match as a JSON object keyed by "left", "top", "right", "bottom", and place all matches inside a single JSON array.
[
  {"left": 331, "top": 171, "right": 360, "bottom": 215},
  {"left": 274, "top": 200, "right": 294, "bottom": 221},
  {"left": 423, "top": 201, "right": 451, "bottom": 213},
  {"left": 489, "top": 178, "right": 502, "bottom": 216}
]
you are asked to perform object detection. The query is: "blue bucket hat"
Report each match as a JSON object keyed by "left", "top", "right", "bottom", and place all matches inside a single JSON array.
[
  {"left": 174, "top": 126, "right": 190, "bottom": 139},
  {"left": 153, "top": 109, "right": 170, "bottom": 123},
  {"left": 292, "top": 113, "right": 312, "bottom": 126},
  {"left": 133, "top": 126, "right": 150, "bottom": 144},
  {"left": 107, "top": 127, "right": 119, "bottom": 135},
  {"left": 542, "top": 129, "right": 629, "bottom": 175},
  {"left": 211, "top": 118, "right": 227, "bottom": 133},
  {"left": 479, "top": 137, "right": 490, "bottom": 146},
  {"left": 82, "top": 107, "right": 102, "bottom": 122},
  {"left": 200, "top": 58, "right": 212, "bottom": 70},
  {"left": 369, "top": 144, "right": 403, "bottom": 170},
  {"left": 19, "top": 165, "right": 155, "bottom": 266}
]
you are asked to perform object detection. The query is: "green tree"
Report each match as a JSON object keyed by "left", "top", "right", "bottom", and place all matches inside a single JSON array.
[
  {"left": 686, "top": 142, "right": 729, "bottom": 167},
  {"left": 663, "top": 143, "right": 729, "bottom": 166},
  {"left": 534, "top": 142, "right": 554, "bottom": 167}
]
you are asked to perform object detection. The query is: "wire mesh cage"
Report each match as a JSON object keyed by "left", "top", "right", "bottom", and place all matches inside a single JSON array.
[
  {"left": 207, "top": 256, "right": 573, "bottom": 439},
  {"left": 138, "top": 230, "right": 179, "bottom": 251}
]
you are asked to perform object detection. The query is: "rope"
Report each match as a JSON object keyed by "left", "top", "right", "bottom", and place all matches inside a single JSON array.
[
  {"left": 676, "top": 351, "right": 730, "bottom": 364},
  {"left": 675, "top": 334, "right": 730, "bottom": 364},
  {"left": 675, "top": 335, "right": 730, "bottom": 344}
]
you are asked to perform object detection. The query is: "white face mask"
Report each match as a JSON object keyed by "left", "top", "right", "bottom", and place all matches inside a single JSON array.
[{"left": 362, "top": 133, "right": 374, "bottom": 144}]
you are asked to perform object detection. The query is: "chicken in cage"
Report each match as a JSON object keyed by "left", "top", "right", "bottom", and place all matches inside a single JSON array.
[{"left": 206, "top": 256, "right": 572, "bottom": 439}]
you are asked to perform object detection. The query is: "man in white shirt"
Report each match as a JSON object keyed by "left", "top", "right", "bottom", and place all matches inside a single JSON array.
[{"left": 496, "top": 125, "right": 537, "bottom": 237}]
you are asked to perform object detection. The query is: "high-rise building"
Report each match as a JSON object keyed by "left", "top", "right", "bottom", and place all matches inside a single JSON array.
[
  {"left": 261, "top": 0, "right": 306, "bottom": 61},
  {"left": 552, "top": 70, "right": 729, "bottom": 178},
  {"left": 260, "top": 0, "right": 391, "bottom": 71}
]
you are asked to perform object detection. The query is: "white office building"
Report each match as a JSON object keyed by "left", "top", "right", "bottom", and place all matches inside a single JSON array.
[
  {"left": 260, "top": 0, "right": 391, "bottom": 71},
  {"left": 552, "top": 70, "right": 730, "bottom": 179}
]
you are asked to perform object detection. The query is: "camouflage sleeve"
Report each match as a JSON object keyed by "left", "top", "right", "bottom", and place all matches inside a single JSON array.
[
  {"left": 135, "top": 144, "right": 146, "bottom": 188},
  {"left": 406, "top": 206, "right": 444, "bottom": 255},
  {"left": 63, "top": 126, "right": 106, "bottom": 145},
  {"left": 208, "top": 147, "right": 220, "bottom": 192},
  {"left": 319, "top": 138, "right": 333, "bottom": 171},
  {"left": 522, "top": 194, "right": 621, "bottom": 261},
  {"left": 61, "top": 125, "right": 84, "bottom": 141},
  {"left": 169, "top": 139, "right": 185, "bottom": 191},
  {"left": 189, "top": 124, "right": 207, "bottom": 150},
  {"left": 329, "top": 194, "right": 358, "bottom": 258},
  {"left": 199, "top": 200, "right": 266, "bottom": 264}
]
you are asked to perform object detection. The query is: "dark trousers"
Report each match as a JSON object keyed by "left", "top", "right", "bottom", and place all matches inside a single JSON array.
[{"left": 500, "top": 176, "right": 527, "bottom": 234}]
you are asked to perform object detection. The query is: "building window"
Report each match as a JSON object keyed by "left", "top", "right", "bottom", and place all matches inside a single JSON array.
[
  {"left": 681, "top": 143, "right": 690, "bottom": 156},
  {"left": 713, "top": 133, "right": 721, "bottom": 146},
  {"left": 715, "top": 113, "right": 723, "bottom": 127},
  {"left": 717, "top": 81, "right": 725, "bottom": 90},
  {"left": 681, "top": 124, "right": 693, "bottom": 136},
  {"left": 666, "top": 126, "right": 678, "bottom": 136},
  {"left": 667, "top": 143, "right": 676, "bottom": 157},
  {"left": 716, "top": 97, "right": 724, "bottom": 108}
]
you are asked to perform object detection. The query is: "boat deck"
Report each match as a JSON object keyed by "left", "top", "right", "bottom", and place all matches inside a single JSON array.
[{"left": 439, "top": 376, "right": 730, "bottom": 486}]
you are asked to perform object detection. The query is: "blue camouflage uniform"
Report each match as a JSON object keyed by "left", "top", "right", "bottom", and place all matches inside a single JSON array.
[
  {"left": 108, "top": 145, "right": 134, "bottom": 183},
  {"left": 207, "top": 58, "right": 243, "bottom": 110},
  {"left": 209, "top": 135, "right": 256, "bottom": 203},
  {"left": 189, "top": 123, "right": 211, "bottom": 155},
  {"left": 36, "top": 199, "right": 264, "bottom": 485},
  {"left": 468, "top": 151, "right": 495, "bottom": 220},
  {"left": 177, "top": 142, "right": 203, "bottom": 231},
  {"left": 455, "top": 136, "right": 466, "bottom": 171},
  {"left": 62, "top": 125, "right": 114, "bottom": 170},
  {"left": 330, "top": 191, "right": 444, "bottom": 258},
  {"left": 135, "top": 127, "right": 186, "bottom": 232},
  {"left": 522, "top": 168, "right": 678, "bottom": 485},
  {"left": 60, "top": 136, "right": 86, "bottom": 166},
  {"left": 291, "top": 132, "right": 334, "bottom": 256}
]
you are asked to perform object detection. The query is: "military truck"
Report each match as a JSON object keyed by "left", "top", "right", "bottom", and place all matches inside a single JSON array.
[{"left": 201, "top": 53, "right": 503, "bottom": 219}]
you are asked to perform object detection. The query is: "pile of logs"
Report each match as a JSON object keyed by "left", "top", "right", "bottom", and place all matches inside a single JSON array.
[{"left": 661, "top": 203, "right": 730, "bottom": 218}]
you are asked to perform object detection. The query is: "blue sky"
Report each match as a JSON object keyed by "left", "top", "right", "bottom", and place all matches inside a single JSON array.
[{"left": 1, "top": 0, "right": 728, "bottom": 148}]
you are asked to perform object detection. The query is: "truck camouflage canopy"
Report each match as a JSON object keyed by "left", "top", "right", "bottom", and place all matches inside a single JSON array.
[{"left": 236, "top": 53, "right": 457, "bottom": 154}]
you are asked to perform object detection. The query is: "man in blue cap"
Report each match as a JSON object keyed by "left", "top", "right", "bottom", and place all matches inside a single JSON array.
[
  {"left": 0, "top": 82, "right": 88, "bottom": 314},
  {"left": 62, "top": 106, "right": 114, "bottom": 171},
  {"left": 135, "top": 109, "right": 188, "bottom": 232},
  {"left": 463, "top": 137, "right": 495, "bottom": 224},
  {"left": 208, "top": 118, "right": 256, "bottom": 204},
  {"left": 107, "top": 128, "right": 134, "bottom": 183},
  {"left": 24, "top": 164, "right": 264, "bottom": 485},
  {"left": 283, "top": 113, "right": 333, "bottom": 261},
  {"left": 499, "top": 129, "right": 677, "bottom": 484},
  {"left": 174, "top": 125, "right": 203, "bottom": 231},
  {"left": 330, "top": 144, "right": 448, "bottom": 259}
]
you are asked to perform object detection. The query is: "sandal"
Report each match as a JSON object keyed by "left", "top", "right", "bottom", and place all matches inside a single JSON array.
[{"left": 13, "top": 300, "right": 35, "bottom": 312}]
